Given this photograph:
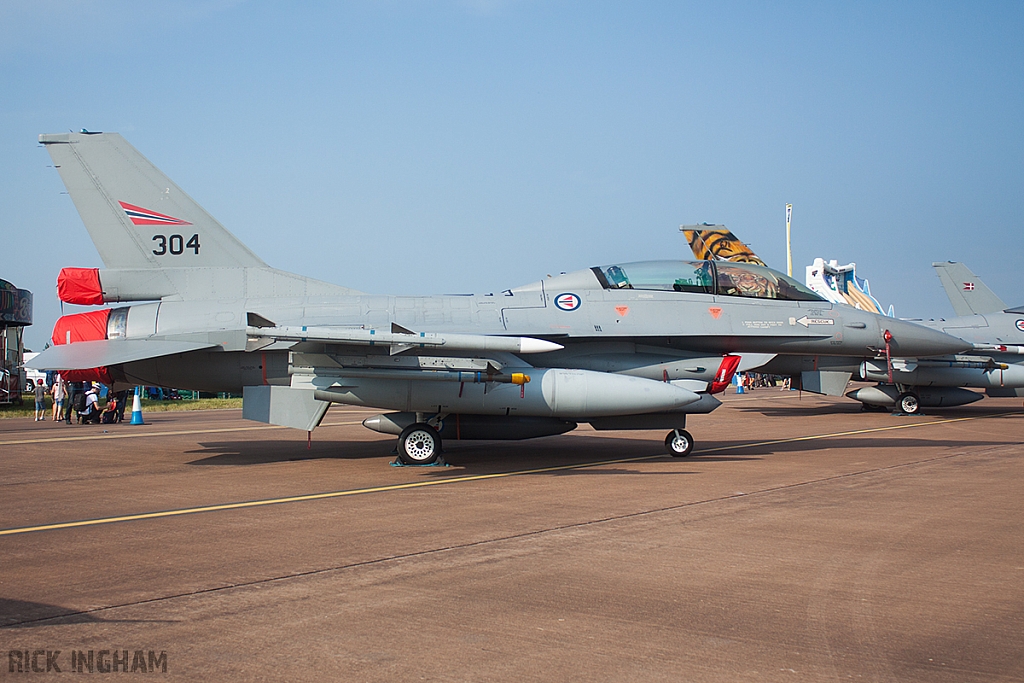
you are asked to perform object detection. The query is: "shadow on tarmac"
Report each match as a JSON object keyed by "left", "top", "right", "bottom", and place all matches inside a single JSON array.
[
  {"left": 183, "top": 429, "right": 1019, "bottom": 471},
  {"left": 0, "top": 598, "right": 176, "bottom": 629}
]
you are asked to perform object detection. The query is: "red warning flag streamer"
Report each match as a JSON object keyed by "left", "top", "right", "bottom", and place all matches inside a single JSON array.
[
  {"left": 710, "top": 355, "right": 742, "bottom": 394},
  {"left": 883, "top": 329, "right": 894, "bottom": 383}
]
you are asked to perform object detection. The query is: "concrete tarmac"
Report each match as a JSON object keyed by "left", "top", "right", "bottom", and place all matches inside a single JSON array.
[{"left": 1, "top": 390, "right": 1022, "bottom": 681}]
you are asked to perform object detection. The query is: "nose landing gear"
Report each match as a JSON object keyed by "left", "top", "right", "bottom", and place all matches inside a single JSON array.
[{"left": 665, "top": 429, "right": 694, "bottom": 457}]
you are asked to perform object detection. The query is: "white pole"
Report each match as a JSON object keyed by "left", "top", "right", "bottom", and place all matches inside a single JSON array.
[{"left": 785, "top": 203, "right": 793, "bottom": 277}]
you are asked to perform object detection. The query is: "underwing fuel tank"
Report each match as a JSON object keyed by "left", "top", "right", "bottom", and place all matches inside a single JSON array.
[
  {"left": 846, "top": 385, "right": 983, "bottom": 408},
  {"left": 312, "top": 367, "right": 703, "bottom": 418},
  {"left": 363, "top": 413, "right": 577, "bottom": 440},
  {"left": 858, "top": 359, "right": 1024, "bottom": 389}
]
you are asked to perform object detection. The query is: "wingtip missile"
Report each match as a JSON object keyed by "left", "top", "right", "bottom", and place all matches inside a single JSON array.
[
  {"left": 517, "top": 337, "right": 563, "bottom": 354},
  {"left": 247, "top": 324, "right": 564, "bottom": 355}
]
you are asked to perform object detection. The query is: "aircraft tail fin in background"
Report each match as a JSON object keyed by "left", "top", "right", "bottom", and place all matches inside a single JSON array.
[
  {"left": 680, "top": 225, "right": 766, "bottom": 266},
  {"left": 932, "top": 262, "right": 1006, "bottom": 316},
  {"left": 39, "top": 132, "right": 267, "bottom": 270}
]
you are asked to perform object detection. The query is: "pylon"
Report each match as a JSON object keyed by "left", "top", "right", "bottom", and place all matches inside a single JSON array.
[{"left": 130, "top": 386, "right": 145, "bottom": 425}]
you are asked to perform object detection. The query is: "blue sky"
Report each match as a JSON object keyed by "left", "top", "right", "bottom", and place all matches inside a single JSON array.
[{"left": 2, "top": 0, "right": 1022, "bottom": 351}]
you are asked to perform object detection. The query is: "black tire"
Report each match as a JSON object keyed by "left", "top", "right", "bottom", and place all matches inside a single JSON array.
[
  {"left": 665, "top": 429, "right": 694, "bottom": 457},
  {"left": 896, "top": 392, "right": 920, "bottom": 415},
  {"left": 397, "top": 423, "right": 441, "bottom": 465}
]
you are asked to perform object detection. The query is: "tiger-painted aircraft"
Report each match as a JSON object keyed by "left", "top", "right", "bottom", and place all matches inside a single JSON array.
[{"left": 28, "top": 133, "right": 968, "bottom": 462}]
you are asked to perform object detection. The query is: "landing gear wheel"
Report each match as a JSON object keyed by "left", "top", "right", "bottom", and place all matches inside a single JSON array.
[
  {"left": 397, "top": 423, "right": 441, "bottom": 465},
  {"left": 896, "top": 392, "right": 921, "bottom": 415},
  {"left": 665, "top": 429, "right": 694, "bottom": 457}
]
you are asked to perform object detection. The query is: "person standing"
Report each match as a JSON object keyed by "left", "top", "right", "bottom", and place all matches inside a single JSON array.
[
  {"left": 33, "top": 379, "right": 47, "bottom": 421},
  {"left": 51, "top": 374, "right": 66, "bottom": 421},
  {"left": 65, "top": 381, "right": 81, "bottom": 424},
  {"left": 114, "top": 389, "right": 129, "bottom": 423}
]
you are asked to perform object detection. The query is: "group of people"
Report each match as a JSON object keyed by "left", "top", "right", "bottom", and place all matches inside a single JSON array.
[
  {"left": 737, "top": 373, "right": 793, "bottom": 391},
  {"left": 33, "top": 375, "right": 129, "bottom": 425}
]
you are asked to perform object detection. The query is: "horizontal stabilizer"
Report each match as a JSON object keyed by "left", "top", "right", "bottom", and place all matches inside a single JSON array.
[{"left": 27, "top": 339, "right": 218, "bottom": 370}]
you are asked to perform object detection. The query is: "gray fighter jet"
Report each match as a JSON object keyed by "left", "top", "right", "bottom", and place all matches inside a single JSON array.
[
  {"left": 28, "top": 133, "right": 969, "bottom": 462},
  {"left": 846, "top": 262, "right": 1024, "bottom": 413}
]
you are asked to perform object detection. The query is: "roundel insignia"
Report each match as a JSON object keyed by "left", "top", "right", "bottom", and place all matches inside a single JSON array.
[
  {"left": 554, "top": 293, "right": 581, "bottom": 311},
  {"left": 1016, "top": 319, "right": 1024, "bottom": 332}
]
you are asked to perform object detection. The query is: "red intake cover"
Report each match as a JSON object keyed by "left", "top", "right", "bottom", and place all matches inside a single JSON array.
[
  {"left": 710, "top": 354, "right": 742, "bottom": 394},
  {"left": 57, "top": 268, "right": 104, "bottom": 305}
]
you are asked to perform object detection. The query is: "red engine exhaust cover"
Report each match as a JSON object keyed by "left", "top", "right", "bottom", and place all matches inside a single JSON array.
[
  {"left": 57, "top": 268, "right": 104, "bottom": 305},
  {"left": 50, "top": 309, "right": 113, "bottom": 385}
]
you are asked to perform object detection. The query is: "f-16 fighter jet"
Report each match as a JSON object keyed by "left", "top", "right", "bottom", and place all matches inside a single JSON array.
[
  {"left": 846, "top": 262, "right": 1024, "bottom": 414},
  {"left": 29, "top": 133, "right": 969, "bottom": 462}
]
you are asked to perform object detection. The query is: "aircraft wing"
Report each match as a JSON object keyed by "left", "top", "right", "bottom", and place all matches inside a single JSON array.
[
  {"left": 26, "top": 339, "right": 219, "bottom": 371},
  {"left": 933, "top": 262, "right": 1007, "bottom": 316}
]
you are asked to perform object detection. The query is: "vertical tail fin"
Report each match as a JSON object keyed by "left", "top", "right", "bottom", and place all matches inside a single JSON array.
[
  {"left": 40, "top": 132, "right": 267, "bottom": 270},
  {"left": 932, "top": 262, "right": 1006, "bottom": 316},
  {"left": 680, "top": 225, "right": 766, "bottom": 266}
]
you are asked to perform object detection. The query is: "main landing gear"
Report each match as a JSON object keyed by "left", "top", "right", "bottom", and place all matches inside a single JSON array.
[
  {"left": 396, "top": 423, "right": 442, "bottom": 465},
  {"left": 895, "top": 391, "right": 921, "bottom": 415},
  {"left": 394, "top": 420, "right": 697, "bottom": 462},
  {"left": 665, "top": 429, "right": 694, "bottom": 457}
]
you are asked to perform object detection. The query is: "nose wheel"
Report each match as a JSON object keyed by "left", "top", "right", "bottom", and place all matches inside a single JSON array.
[
  {"left": 665, "top": 429, "right": 694, "bottom": 457},
  {"left": 397, "top": 423, "right": 442, "bottom": 465}
]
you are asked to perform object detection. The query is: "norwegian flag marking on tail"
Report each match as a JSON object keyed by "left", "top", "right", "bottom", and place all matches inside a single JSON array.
[{"left": 118, "top": 201, "right": 193, "bottom": 226}]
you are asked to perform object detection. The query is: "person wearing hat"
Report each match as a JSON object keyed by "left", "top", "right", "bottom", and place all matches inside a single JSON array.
[
  {"left": 33, "top": 379, "right": 47, "bottom": 421},
  {"left": 80, "top": 385, "right": 100, "bottom": 424}
]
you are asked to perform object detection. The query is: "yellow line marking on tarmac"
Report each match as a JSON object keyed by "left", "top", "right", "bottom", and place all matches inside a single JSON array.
[
  {"left": 0, "top": 420, "right": 368, "bottom": 447},
  {"left": 1, "top": 411, "right": 1017, "bottom": 537}
]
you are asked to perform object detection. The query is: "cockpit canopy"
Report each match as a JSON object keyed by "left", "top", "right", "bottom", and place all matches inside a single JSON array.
[{"left": 592, "top": 260, "right": 824, "bottom": 302}]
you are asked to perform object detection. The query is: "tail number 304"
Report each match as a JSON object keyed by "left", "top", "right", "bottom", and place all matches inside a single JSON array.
[{"left": 153, "top": 234, "right": 200, "bottom": 256}]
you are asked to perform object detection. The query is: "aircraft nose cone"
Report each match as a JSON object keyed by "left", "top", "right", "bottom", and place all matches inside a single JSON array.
[{"left": 883, "top": 319, "right": 971, "bottom": 357}]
